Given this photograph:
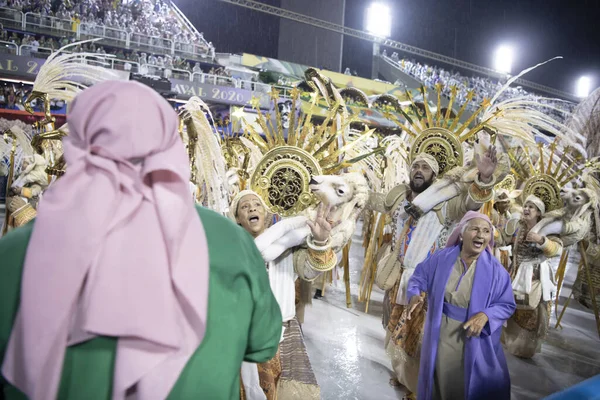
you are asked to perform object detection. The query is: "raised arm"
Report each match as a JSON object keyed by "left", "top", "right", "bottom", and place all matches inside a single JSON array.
[
  {"left": 447, "top": 179, "right": 495, "bottom": 222},
  {"left": 293, "top": 246, "right": 337, "bottom": 281},
  {"left": 448, "top": 146, "right": 498, "bottom": 221}
]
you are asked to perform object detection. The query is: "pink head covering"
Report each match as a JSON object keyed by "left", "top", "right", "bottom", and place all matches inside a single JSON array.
[
  {"left": 445, "top": 210, "right": 494, "bottom": 252},
  {"left": 2, "top": 81, "right": 210, "bottom": 400}
]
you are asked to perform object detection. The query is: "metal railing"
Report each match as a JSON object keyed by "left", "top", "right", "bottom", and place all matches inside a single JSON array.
[
  {"left": 238, "top": 79, "right": 270, "bottom": 93},
  {"left": 1, "top": 9, "right": 210, "bottom": 62},
  {"left": 3, "top": 42, "right": 272, "bottom": 96},
  {"left": 197, "top": 72, "right": 236, "bottom": 87},
  {"left": 169, "top": 2, "right": 210, "bottom": 49},
  {"left": 19, "top": 44, "right": 53, "bottom": 58},
  {"left": 0, "top": 39, "right": 18, "bottom": 55},
  {"left": 0, "top": 7, "right": 22, "bottom": 30},
  {"left": 272, "top": 85, "right": 293, "bottom": 98},
  {"left": 174, "top": 41, "right": 210, "bottom": 60},
  {"left": 79, "top": 22, "right": 129, "bottom": 48},
  {"left": 131, "top": 33, "right": 173, "bottom": 55},
  {"left": 107, "top": 58, "right": 140, "bottom": 74},
  {"left": 24, "top": 13, "right": 77, "bottom": 39},
  {"left": 141, "top": 63, "right": 192, "bottom": 81}
]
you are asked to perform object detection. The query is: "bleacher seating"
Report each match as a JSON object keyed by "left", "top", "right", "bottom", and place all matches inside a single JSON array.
[
  {"left": 383, "top": 51, "right": 575, "bottom": 120},
  {"left": 0, "top": 0, "right": 214, "bottom": 62}
]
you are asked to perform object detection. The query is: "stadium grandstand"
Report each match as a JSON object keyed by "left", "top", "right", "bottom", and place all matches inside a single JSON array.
[{"left": 0, "top": 0, "right": 581, "bottom": 128}]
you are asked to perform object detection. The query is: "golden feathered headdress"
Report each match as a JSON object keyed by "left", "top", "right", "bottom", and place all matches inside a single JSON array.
[
  {"left": 236, "top": 69, "right": 381, "bottom": 216},
  {"left": 382, "top": 57, "right": 581, "bottom": 178}
]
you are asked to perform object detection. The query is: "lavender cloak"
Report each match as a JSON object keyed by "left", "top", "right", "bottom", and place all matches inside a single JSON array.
[{"left": 407, "top": 245, "right": 516, "bottom": 400}]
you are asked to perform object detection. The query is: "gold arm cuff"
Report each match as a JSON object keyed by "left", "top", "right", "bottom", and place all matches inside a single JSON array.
[
  {"left": 12, "top": 204, "right": 37, "bottom": 227},
  {"left": 21, "top": 187, "right": 33, "bottom": 198},
  {"left": 307, "top": 236, "right": 331, "bottom": 251},
  {"left": 474, "top": 174, "right": 497, "bottom": 190},
  {"left": 539, "top": 237, "right": 561, "bottom": 257},
  {"left": 468, "top": 182, "right": 494, "bottom": 203},
  {"left": 307, "top": 248, "right": 337, "bottom": 272}
]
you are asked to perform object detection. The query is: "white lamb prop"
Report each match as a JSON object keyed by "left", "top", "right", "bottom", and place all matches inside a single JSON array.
[
  {"left": 255, "top": 172, "right": 370, "bottom": 262},
  {"left": 531, "top": 187, "right": 597, "bottom": 247},
  {"left": 11, "top": 154, "right": 48, "bottom": 190}
]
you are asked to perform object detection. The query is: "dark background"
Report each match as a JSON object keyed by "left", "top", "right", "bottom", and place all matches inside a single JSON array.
[{"left": 175, "top": 0, "right": 600, "bottom": 94}]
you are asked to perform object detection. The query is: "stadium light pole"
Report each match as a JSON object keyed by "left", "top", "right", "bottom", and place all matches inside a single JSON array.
[
  {"left": 576, "top": 76, "right": 592, "bottom": 98},
  {"left": 365, "top": 2, "right": 391, "bottom": 79},
  {"left": 493, "top": 45, "right": 513, "bottom": 75}
]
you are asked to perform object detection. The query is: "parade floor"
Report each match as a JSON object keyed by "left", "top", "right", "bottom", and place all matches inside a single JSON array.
[{"left": 303, "top": 224, "right": 600, "bottom": 400}]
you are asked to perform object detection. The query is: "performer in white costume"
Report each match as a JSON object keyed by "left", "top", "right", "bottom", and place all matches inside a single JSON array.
[{"left": 233, "top": 190, "right": 335, "bottom": 400}]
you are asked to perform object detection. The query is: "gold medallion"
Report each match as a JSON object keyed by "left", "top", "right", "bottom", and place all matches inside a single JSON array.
[
  {"left": 250, "top": 146, "right": 322, "bottom": 216},
  {"left": 409, "top": 127, "right": 463, "bottom": 177}
]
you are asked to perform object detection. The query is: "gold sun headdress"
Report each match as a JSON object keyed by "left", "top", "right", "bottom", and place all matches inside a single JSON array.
[
  {"left": 236, "top": 68, "right": 382, "bottom": 216},
  {"left": 381, "top": 58, "right": 582, "bottom": 179},
  {"left": 508, "top": 139, "right": 586, "bottom": 212}
]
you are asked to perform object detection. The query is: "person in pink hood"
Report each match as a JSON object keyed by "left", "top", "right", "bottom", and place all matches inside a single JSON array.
[{"left": 0, "top": 80, "right": 282, "bottom": 400}]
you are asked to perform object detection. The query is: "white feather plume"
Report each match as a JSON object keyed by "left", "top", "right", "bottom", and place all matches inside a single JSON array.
[
  {"left": 180, "top": 96, "right": 230, "bottom": 214},
  {"left": 33, "top": 39, "right": 119, "bottom": 102},
  {"left": 381, "top": 135, "right": 410, "bottom": 191},
  {"left": 567, "top": 88, "right": 600, "bottom": 157},
  {"left": 480, "top": 95, "right": 584, "bottom": 155}
]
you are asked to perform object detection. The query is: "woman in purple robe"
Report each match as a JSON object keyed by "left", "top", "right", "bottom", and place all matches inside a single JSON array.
[{"left": 406, "top": 211, "right": 516, "bottom": 400}]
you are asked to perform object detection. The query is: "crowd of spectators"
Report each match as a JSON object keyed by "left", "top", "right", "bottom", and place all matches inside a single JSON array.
[
  {"left": 1, "top": 0, "right": 214, "bottom": 59},
  {"left": 384, "top": 51, "right": 575, "bottom": 119},
  {"left": 1, "top": 27, "right": 254, "bottom": 92},
  {"left": 1, "top": 27, "right": 223, "bottom": 77},
  {"left": 0, "top": 81, "right": 65, "bottom": 112},
  {"left": 1, "top": 28, "right": 64, "bottom": 54},
  {"left": 0, "top": 84, "right": 26, "bottom": 110}
]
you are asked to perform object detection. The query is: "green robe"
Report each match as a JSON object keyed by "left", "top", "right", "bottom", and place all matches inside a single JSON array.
[{"left": 0, "top": 206, "right": 282, "bottom": 400}]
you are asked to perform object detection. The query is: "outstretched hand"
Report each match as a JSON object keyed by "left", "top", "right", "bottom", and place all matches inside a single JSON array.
[
  {"left": 406, "top": 293, "right": 425, "bottom": 320},
  {"left": 475, "top": 145, "right": 498, "bottom": 183},
  {"left": 463, "top": 312, "right": 489, "bottom": 337},
  {"left": 307, "top": 203, "right": 336, "bottom": 243}
]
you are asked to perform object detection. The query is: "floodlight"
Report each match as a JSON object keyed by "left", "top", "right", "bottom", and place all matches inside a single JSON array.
[
  {"left": 365, "top": 3, "right": 391, "bottom": 38},
  {"left": 576, "top": 76, "right": 592, "bottom": 98},
  {"left": 494, "top": 45, "right": 513, "bottom": 74}
]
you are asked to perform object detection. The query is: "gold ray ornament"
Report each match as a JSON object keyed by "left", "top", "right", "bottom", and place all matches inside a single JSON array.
[
  {"left": 380, "top": 59, "right": 582, "bottom": 178},
  {"left": 514, "top": 139, "right": 586, "bottom": 212},
  {"left": 238, "top": 69, "right": 381, "bottom": 216}
]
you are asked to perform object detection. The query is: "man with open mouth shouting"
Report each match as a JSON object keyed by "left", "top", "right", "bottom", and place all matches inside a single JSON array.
[{"left": 367, "top": 147, "right": 500, "bottom": 399}]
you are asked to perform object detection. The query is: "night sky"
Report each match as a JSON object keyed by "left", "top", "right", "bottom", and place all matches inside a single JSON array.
[{"left": 176, "top": 0, "right": 600, "bottom": 94}]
